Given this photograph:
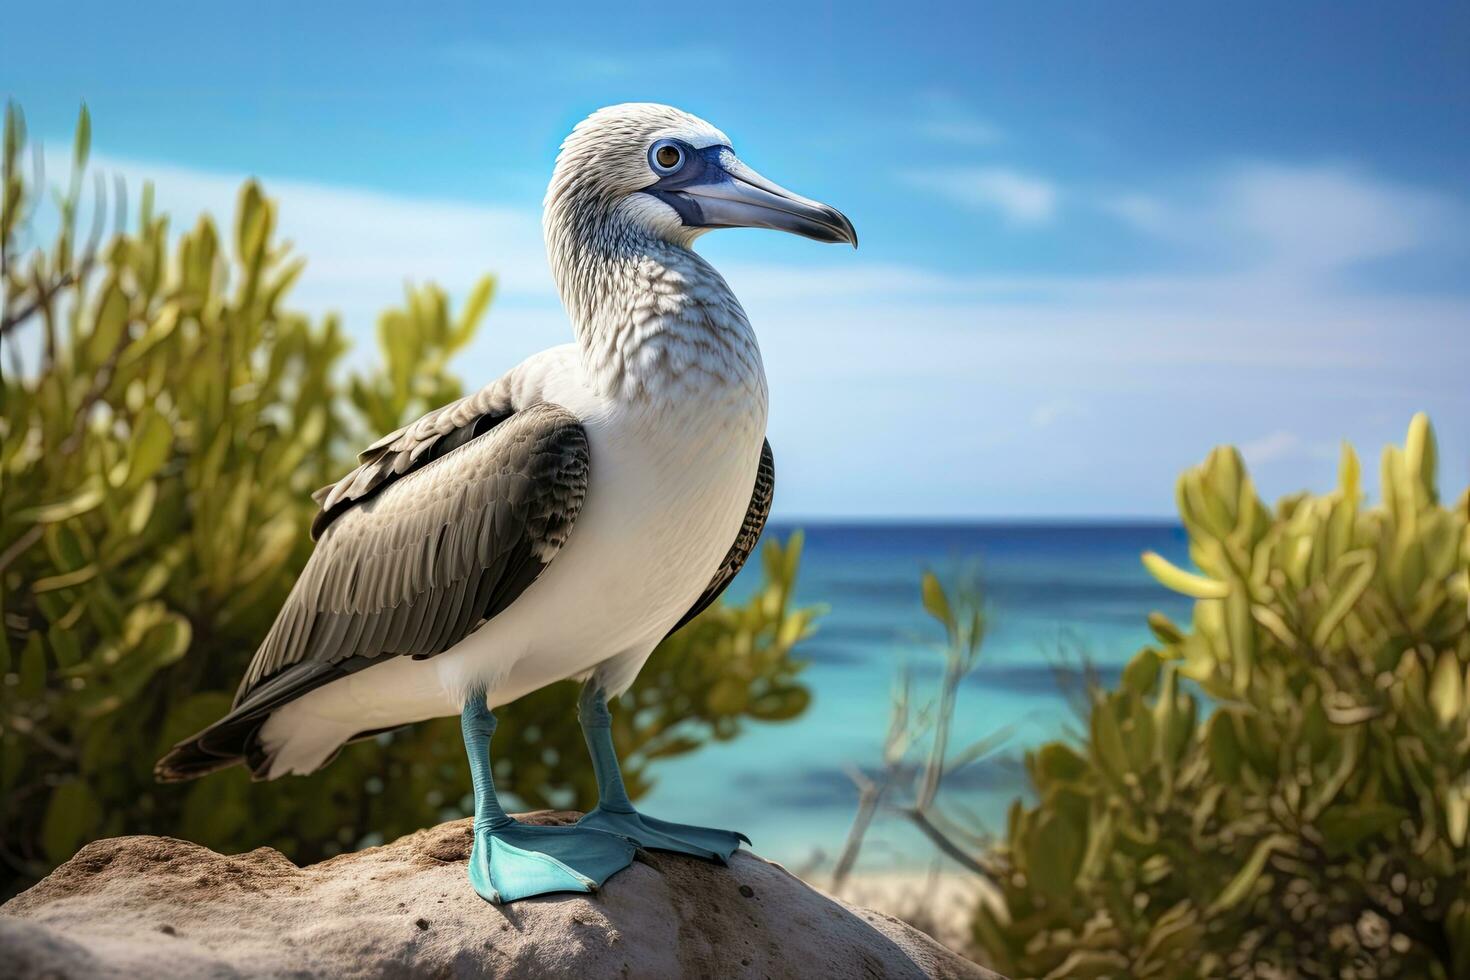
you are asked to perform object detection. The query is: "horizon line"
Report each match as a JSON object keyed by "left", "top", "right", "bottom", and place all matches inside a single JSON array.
[{"left": 765, "top": 515, "right": 1184, "bottom": 526}]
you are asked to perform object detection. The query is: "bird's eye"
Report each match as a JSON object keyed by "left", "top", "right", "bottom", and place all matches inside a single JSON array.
[{"left": 651, "top": 142, "right": 684, "bottom": 173}]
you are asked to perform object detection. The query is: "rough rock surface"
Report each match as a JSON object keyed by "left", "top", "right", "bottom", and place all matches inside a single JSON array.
[{"left": 2, "top": 811, "right": 999, "bottom": 979}]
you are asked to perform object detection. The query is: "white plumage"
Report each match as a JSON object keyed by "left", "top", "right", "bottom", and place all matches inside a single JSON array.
[
  {"left": 156, "top": 103, "right": 854, "bottom": 807},
  {"left": 260, "top": 106, "right": 770, "bottom": 775}
]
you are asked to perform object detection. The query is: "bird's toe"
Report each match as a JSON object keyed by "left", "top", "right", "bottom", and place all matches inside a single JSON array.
[
  {"left": 467, "top": 822, "right": 637, "bottom": 904},
  {"left": 577, "top": 807, "right": 747, "bottom": 863}
]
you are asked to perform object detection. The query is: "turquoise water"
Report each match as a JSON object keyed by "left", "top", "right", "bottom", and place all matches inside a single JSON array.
[{"left": 639, "top": 521, "right": 1193, "bottom": 871}]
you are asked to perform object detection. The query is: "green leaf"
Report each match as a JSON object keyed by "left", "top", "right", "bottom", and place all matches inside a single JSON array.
[
  {"left": 137, "top": 613, "right": 193, "bottom": 670},
  {"left": 43, "top": 780, "right": 98, "bottom": 864},
  {"left": 125, "top": 480, "right": 158, "bottom": 536},
  {"left": 44, "top": 522, "right": 91, "bottom": 571},
  {"left": 1090, "top": 698, "right": 1130, "bottom": 783},
  {"left": 1429, "top": 650, "right": 1463, "bottom": 725},
  {"left": 453, "top": 275, "right": 496, "bottom": 346},
  {"left": 86, "top": 280, "right": 129, "bottom": 367},
  {"left": 920, "top": 571, "right": 952, "bottom": 628},
  {"left": 31, "top": 564, "right": 98, "bottom": 592},
  {"left": 1447, "top": 786, "right": 1470, "bottom": 848},
  {"left": 73, "top": 103, "right": 91, "bottom": 168},
  {"left": 1122, "top": 648, "right": 1161, "bottom": 694},
  {"left": 16, "top": 478, "right": 106, "bottom": 524},
  {"left": 1311, "top": 549, "right": 1375, "bottom": 648},
  {"left": 155, "top": 692, "right": 234, "bottom": 760},
  {"left": 1209, "top": 834, "right": 1292, "bottom": 913},
  {"left": 124, "top": 408, "right": 172, "bottom": 489},
  {"left": 1404, "top": 412, "right": 1437, "bottom": 501},
  {"left": 1141, "top": 550, "right": 1230, "bottom": 599},
  {"left": 1251, "top": 604, "right": 1298, "bottom": 650},
  {"left": 1207, "top": 711, "right": 1241, "bottom": 782},
  {"left": 1042, "top": 951, "right": 1130, "bottom": 980},
  {"left": 705, "top": 677, "right": 748, "bottom": 716},
  {"left": 1028, "top": 811, "right": 1085, "bottom": 902},
  {"left": 1139, "top": 901, "right": 1203, "bottom": 964},
  {"left": 1147, "top": 610, "right": 1184, "bottom": 645},
  {"left": 181, "top": 772, "right": 250, "bottom": 844},
  {"left": 1075, "top": 808, "right": 1114, "bottom": 885},
  {"left": 18, "top": 632, "right": 46, "bottom": 698},
  {"left": 1030, "top": 742, "right": 1088, "bottom": 786},
  {"left": 1317, "top": 803, "right": 1406, "bottom": 856},
  {"left": 1154, "top": 664, "right": 1192, "bottom": 766},
  {"left": 48, "top": 624, "right": 83, "bottom": 669},
  {"left": 748, "top": 686, "right": 810, "bottom": 721},
  {"left": 4, "top": 101, "right": 24, "bottom": 172}
]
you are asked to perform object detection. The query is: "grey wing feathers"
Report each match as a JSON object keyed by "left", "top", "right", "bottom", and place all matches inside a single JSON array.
[
  {"left": 665, "top": 439, "right": 774, "bottom": 638},
  {"left": 155, "top": 402, "right": 587, "bottom": 782},
  {"left": 312, "top": 381, "right": 518, "bottom": 538},
  {"left": 241, "top": 402, "right": 586, "bottom": 697}
]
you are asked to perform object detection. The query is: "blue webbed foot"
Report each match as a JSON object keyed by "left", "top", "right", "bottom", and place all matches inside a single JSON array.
[
  {"left": 575, "top": 684, "right": 748, "bottom": 864},
  {"left": 577, "top": 806, "right": 749, "bottom": 863},
  {"left": 467, "top": 820, "right": 637, "bottom": 904}
]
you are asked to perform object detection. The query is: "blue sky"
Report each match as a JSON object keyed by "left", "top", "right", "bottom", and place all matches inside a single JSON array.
[{"left": 5, "top": 1, "right": 1468, "bottom": 517}]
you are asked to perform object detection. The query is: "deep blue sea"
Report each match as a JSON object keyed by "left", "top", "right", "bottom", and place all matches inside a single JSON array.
[{"left": 638, "top": 521, "right": 1193, "bottom": 871}]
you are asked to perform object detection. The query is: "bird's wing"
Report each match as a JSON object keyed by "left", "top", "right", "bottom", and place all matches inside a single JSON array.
[
  {"left": 665, "top": 439, "right": 774, "bottom": 638},
  {"left": 155, "top": 401, "right": 587, "bottom": 781},
  {"left": 310, "top": 381, "right": 518, "bottom": 539},
  {"left": 241, "top": 400, "right": 587, "bottom": 696}
]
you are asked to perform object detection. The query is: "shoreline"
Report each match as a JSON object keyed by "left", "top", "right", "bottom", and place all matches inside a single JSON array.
[{"left": 813, "top": 867, "right": 1004, "bottom": 958}]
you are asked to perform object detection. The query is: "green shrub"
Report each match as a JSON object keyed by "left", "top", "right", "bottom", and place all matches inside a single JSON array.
[
  {"left": 0, "top": 106, "right": 815, "bottom": 894},
  {"left": 974, "top": 416, "right": 1470, "bottom": 979}
]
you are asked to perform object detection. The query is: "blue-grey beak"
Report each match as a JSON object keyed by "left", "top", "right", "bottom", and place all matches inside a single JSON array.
[{"left": 644, "top": 147, "right": 857, "bottom": 247}]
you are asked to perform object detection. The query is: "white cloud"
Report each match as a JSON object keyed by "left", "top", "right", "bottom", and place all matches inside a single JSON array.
[
  {"left": 904, "top": 167, "right": 1058, "bottom": 225},
  {"left": 1238, "top": 430, "right": 1301, "bottom": 464},
  {"left": 1103, "top": 163, "right": 1460, "bottom": 278},
  {"left": 99, "top": 153, "right": 550, "bottom": 294},
  {"left": 1237, "top": 431, "right": 1347, "bottom": 468},
  {"left": 25, "top": 148, "right": 1464, "bottom": 517},
  {"left": 743, "top": 284, "right": 1468, "bottom": 517},
  {"left": 1031, "top": 399, "right": 1080, "bottom": 429},
  {"left": 1098, "top": 192, "right": 1174, "bottom": 237},
  {"left": 719, "top": 155, "right": 1469, "bottom": 513},
  {"left": 33, "top": 151, "right": 558, "bottom": 368},
  {"left": 911, "top": 92, "right": 1006, "bottom": 146},
  {"left": 1222, "top": 163, "right": 1450, "bottom": 273}
]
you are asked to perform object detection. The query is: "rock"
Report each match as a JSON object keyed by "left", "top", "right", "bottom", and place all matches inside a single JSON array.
[{"left": 1, "top": 811, "right": 1000, "bottom": 979}]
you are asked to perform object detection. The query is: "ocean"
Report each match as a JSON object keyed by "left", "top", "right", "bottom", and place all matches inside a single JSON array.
[{"left": 638, "top": 521, "right": 1194, "bottom": 872}]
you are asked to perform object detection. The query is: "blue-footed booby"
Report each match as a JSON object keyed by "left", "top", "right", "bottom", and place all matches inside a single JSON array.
[{"left": 156, "top": 103, "right": 856, "bottom": 904}]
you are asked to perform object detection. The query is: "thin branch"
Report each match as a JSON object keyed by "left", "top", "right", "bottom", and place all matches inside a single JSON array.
[
  {"left": 903, "top": 805, "right": 997, "bottom": 882},
  {"left": 0, "top": 524, "right": 42, "bottom": 576},
  {"left": 831, "top": 764, "right": 887, "bottom": 891},
  {"left": 0, "top": 270, "right": 74, "bottom": 337},
  {"left": 58, "top": 313, "right": 131, "bottom": 455},
  {"left": 918, "top": 656, "right": 963, "bottom": 809},
  {"left": 942, "top": 724, "right": 1018, "bottom": 780},
  {"left": 1, "top": 191, "right": 106, "bottom": 339},
  {"left": 7, "top": 714, "right": 75, "bottom": 760}
]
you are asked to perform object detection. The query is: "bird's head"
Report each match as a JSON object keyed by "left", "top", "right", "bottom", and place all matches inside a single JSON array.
[{"left": 546, "top": 103, "right": 856, "bottom": 250}]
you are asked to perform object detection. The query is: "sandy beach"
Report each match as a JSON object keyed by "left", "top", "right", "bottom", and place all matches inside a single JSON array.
[{"left": 817, "top": 868, "right": 1003, "bottom": 957}]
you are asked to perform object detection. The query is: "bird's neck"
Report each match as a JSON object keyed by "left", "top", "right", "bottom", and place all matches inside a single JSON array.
[{"left": 546, "top": 209, "right": 766, "bottom": 413}]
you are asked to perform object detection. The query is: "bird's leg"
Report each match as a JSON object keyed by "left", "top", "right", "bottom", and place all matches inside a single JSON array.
[
  {"left": 575, "top": 683, "right": 749, "bottom": 863},
  {"left": 577, "top": 682, "right": 637, "bottom": 814},
  {"left": 460, "top": 692, "right": 636, "bottom": 903}
]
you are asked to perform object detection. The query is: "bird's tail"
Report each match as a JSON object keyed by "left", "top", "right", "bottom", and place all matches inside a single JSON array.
[
  {"left": 156, "top": 658, "right": 406, "bottom": 782},
  {"left": 154, "top": 709, "right": 269, "bottom": 783},
  {"left": 156, "top": 701, "right": 397, "bottom": 783}
]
